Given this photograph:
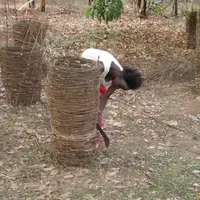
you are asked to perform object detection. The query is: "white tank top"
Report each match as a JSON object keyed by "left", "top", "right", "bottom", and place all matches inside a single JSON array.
[{"left": 81, "top": 48, "right": 123, "bottom": 87}]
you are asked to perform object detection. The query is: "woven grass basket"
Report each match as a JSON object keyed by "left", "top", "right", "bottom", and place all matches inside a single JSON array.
[
  {"left": 0, "top": 47, "right": 42, "bottom": 106},
  {"left": 46, "top": 56, "right": 100, "bottom": 166},
  {"left": 13, "top": 20, "right": 48, "bottom": 48}
]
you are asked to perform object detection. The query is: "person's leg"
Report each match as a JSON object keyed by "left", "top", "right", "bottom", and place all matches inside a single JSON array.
[
  {"left": 99, "top": 85, "right": 106, "bottom": 128},
  {"left": 93, "top": 85, "right": 107, "bottom": 148}
]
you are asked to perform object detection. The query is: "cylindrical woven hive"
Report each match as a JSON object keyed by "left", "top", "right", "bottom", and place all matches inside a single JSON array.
[
  {"left": 13, "top": 20, "right": 48, "bottom": 48},
  {"left": 46, "top": 56, "right": 100, "bottom": 166},
  {"left": 0, "top": 47, "right": 42, "bottom": 106}
]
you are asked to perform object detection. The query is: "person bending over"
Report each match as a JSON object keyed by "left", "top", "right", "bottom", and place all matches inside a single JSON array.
[{"left": 81, "top": 48, "right": 143, "bottom": 146}]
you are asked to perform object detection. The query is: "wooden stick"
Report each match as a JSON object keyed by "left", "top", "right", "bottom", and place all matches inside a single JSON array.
[
  {"left": 5, "top": 0, "right": 8, "bottom": 47},
  {"left": 13, "top": 0, "right": 18, "bottom": 21},
  {"left": 18, "top": 0, "right": 34, "bottom": 11}
]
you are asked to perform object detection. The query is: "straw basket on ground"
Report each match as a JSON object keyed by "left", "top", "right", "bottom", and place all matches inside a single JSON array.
[
  {"left": 46, "top": 56, "right": 100, "bottom": 166},
  {"left": 0, "top": 47, "right": 42, "bottom": 106},
  {"left": 13, "top": 20, "right": 48, "bottom": 48}
]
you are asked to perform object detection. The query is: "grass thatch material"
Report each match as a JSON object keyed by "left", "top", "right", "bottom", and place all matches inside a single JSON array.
[
  {"left": 0, "top": 47, "right": 42, "bottom": 106},
  {"left": 46, "top": 56, "right": 100, "bottom": 166},
  {"left": 13, "top": 20, "right": 48, "bottom": 48}
]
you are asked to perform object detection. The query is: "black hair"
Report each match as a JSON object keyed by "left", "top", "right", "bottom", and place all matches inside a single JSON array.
[{"left": 122, "top": 66, "right": 143, "bottom": 90}]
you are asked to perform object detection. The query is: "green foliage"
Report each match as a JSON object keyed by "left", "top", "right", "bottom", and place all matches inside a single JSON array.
[
  {"left": 86, "top": 0, "right": 124, "bottom": 24},
  {"left": 0, "top": 43, "right": 13, "bottom": 47},
  {"left": 149, "top": 1, "right": 165, "bottom": 16},
  {"left": 181, "top": 7, "right": 192, "bottom": 18}
]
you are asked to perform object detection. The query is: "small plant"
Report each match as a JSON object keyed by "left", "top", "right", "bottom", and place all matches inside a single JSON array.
[
  {"left": 0, "top": 42, "right": 13, "bottom": 47},
  {"left": 181, "top": 7, "right": 191, "bottom": 18},
  {"left": 86, "top": 0, "right": 124, "bottom": 24},
  {"left": 149, "top": 1, "right": 165, "bottom": 16}
]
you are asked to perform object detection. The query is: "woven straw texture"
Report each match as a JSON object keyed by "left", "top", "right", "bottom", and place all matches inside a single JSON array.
[
  {"left": 13, "top": 20, "right": 48, "bottom": 48},
  {"left": 0, "top": 47, "right": 42, "bottom": 106},
  {"left": 46, "top": 56, "right": 100, "bottom": 166}
]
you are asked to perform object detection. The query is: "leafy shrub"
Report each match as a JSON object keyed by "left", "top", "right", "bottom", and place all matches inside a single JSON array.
[
  {"left": 149, "top": 1, "right": 165, "bottom": 16},
  {"left": 86, "top": 0, "right": 124, "bottom": 24}
]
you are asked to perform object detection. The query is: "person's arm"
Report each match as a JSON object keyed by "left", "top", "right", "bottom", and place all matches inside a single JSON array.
[{"left": 98, "top": 85, "right": 117, "bottom": 123}]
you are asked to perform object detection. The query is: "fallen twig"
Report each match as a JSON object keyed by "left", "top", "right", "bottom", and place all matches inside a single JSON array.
[{"left": 18, "top": 0, "right": 34, "bottom": 11}]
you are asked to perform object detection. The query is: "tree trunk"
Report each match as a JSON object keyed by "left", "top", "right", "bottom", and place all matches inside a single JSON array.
[
  {"left": 174, "top": 0, "right": 178, "bottom": 16},
  {"left": 186, "top": 11, "right": 197, "bottom": 49},
  {"left": 137, "top": 0, "right": 142, "bottom": 8},
  {"left": 40, "top": 0, "right": 45, "bottom": 12},
  {"left": 88, "top": 0, "right": 94, "bottom": 5},
  {"left": 141, "top": 0, "right": 147, "bottom": 16},
  {"left": 138, "top": 0, "right": 147, "bottom": 18},
  {"left": 28, "top": 0, "right": 35, "bottom": 8},
  {"left": 195, "top": 9, "right": 200, "bottom": 94}
]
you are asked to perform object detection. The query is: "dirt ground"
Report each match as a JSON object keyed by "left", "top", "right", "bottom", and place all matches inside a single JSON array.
[{"left": 0, "top": 1, "right": 200, "bottom": 200}]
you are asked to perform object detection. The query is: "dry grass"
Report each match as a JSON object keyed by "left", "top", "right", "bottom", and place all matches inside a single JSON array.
[{"left": 0, "top": 1, "right": 200, "bottom": 200}]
